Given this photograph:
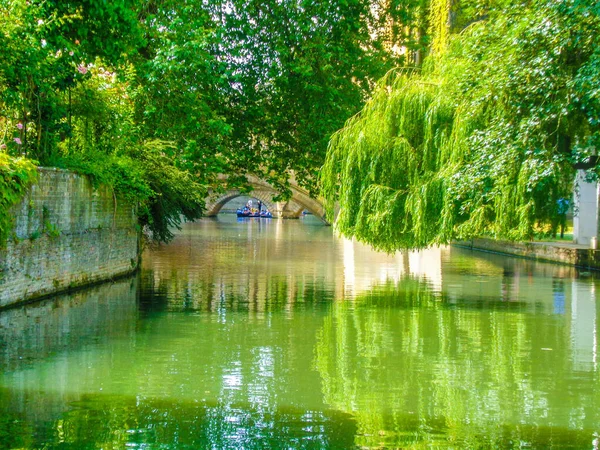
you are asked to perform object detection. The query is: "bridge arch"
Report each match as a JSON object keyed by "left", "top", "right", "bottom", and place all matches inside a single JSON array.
[
  {"left": 204, "top": 175, "right": 329, "bottom": 224},
  {"left": 204, "top": 190, "right": 278, "bottom": 216}
]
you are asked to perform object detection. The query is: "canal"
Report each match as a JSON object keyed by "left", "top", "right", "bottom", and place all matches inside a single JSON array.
[{"left": 0, "top": 215, "right": 599, "bottom": 448}]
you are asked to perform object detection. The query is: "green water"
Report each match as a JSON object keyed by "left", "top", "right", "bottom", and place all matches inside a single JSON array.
[{"left": 1, "top": 215, "right": 599, "bottom": 449}]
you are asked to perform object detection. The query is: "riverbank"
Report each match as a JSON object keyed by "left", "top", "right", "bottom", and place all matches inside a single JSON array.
[
  {"left": 454, "top": 238, "right": 600, "bottom": 271},
  {"left": 0, "top": 168, "right": 140, "bottom": 308}
]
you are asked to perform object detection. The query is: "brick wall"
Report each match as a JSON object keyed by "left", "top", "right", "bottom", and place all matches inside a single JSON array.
[{"left": 0, "top": 168, "right": 140, "bottom": 307}]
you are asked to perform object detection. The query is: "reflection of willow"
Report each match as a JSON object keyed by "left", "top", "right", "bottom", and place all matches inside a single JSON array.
[
  {"left": 314, "top": 277, "right": 599, "bottom": 448},
  {"left": 4, "top": 395, "right": 356, "bottom": 449}
]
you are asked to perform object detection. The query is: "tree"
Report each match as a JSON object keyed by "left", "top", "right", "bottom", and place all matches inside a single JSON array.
[
  {"left": 0, "top": 0, "right": 209, "bottom": 242},
  {"left": 322, "top": 0, "right": 600, "bottom": 251},
  {"left": 0, "top": 0, "right": 142, "bottom": 161},
  {"left": 205, "top": 0, "right": 408, "bottom": 194},
  {"left": 132, "top": 0, "right": 234, "bottom": 187},
  {"left": 1, "top": 0, "right": 425, "bottom": 241}
]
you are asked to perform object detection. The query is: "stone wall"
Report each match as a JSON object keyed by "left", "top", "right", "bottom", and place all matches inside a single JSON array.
[
  {"left": 0, "top": 168, "right": 139, "bottom": 307},
  {"left": 454, "top": 238, "right": 600, "bottom": 271}
]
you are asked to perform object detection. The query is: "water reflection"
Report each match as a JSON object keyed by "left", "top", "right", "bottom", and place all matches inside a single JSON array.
[
  {"left": 0, "top": 277, "right": 138, "bottom": 372},
  {"left": 572, "top": 279, "right": 598, "bottom": 371},
  {"left": 140, "top": 217, "right": 447, "bottom": 313},
  {"left": 0, "top": 277, "right": 138, "bottom": 447},
  {"left": 0, "top": 216, "right": 599, "bottom": 448},
  {"left": 141, "top": 218, "right": 339, "bottom": 314},
  {"left": 315, "top": 275, "right": 600, "bottom": 447},
  {"left": 15, "top": 394, "right": 357, "bottom": 449}
]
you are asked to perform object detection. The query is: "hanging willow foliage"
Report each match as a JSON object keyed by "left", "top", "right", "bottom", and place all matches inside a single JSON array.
[
  {"left": 322, "top": 69, "right": 464, "bottom": 251},
  {"left": 321, "top": 0, "right": 594, "bottom": 251},
  {"left": 429, "top": 0, "right": 451, "bottom": 55}
]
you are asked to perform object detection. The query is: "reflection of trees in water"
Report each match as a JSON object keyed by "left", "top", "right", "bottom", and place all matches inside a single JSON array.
[
  {"left": 0, "top": 285, "right": 347, "bottom": 448},
  {"left": 140, "top": 220, "right": 341, "bottom": 314},
  {"left": 314, "top": 277, "right": 600, "bottom": 448},
  {"left": 0, "top": 277, "right": 139, "bottom": 444},
  {"left": 7, "top": 221, "right": 597, "bottom": 448},
  {"left": 0, "top": 394, "right": 357, "bottom": 449},
  {"left": 0, "top": 411, "right": 34, "bottom": 449},
  {"left": 140, "top": 269, "right": 335, "bottom": 315}
]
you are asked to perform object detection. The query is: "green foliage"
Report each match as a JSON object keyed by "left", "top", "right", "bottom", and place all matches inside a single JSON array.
[
  {"left": 323, "top": 0, "right": 598, "bottom": 251},
  {"left": 53, "top": 140, "right": 206, "bottom": 243},
  {"left": 0, "top": 0, "right": 434, "bottom": 243},
  {"left": 133, "top": 140, "right": 208, "bottom": 243},
  {"left": 203, "top": 0, "right": 408, "bottom": 193},
  {"left": 0, "top": 2, "right": 208, "bottom": 243},
  {"left": 0, "top": 0, "right": 143, "bottom": 160},
  {"left": 0, "top": 153, "right": 37, "bottom": 244},
  {"left": 132, "top": 1, "right": 233, "bottom": 187}
]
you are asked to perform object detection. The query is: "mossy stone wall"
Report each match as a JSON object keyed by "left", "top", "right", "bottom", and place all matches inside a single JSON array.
[{"left": 0, "top": 168, "right": 139, "bottom": 308}]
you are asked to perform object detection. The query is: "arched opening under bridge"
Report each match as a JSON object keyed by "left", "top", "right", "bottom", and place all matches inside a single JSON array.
[{"left": 204, "top": 175, "right": 329, "bottom": 224}]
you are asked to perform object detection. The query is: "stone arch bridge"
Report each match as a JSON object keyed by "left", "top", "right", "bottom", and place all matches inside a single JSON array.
[{"left": 205, "top": 175, "right": 329, "bottom": 224}]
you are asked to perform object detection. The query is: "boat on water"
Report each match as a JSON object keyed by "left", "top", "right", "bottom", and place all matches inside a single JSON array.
[{"left": 236, "top": 208, "right": 273, "bottom": 218}]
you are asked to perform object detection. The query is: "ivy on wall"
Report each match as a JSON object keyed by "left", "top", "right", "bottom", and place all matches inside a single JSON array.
[{"left": 0, "top": 153, "right": 37, "bottom": 244}]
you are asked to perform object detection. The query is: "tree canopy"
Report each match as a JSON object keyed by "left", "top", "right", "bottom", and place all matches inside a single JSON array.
[
  {"left": 0, "top": 0, "right": 413, "bottom": 240},
  {"left": 322, "top": 0, "right": 600, "bottom": 251},
  {"left": 3, "top": 0, "right": 595, "bottom": 246}
]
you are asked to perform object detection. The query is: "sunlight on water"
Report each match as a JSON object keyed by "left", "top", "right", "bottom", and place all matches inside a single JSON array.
[{"left": 1, "top": 215, "right": 599, "bottom": 448}]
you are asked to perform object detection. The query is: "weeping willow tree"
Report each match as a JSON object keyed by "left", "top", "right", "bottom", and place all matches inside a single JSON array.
[
  {"left": 322, "top": 0, "right": 599, "bottom": 251},
  {"left": 429, "top": 0, "right": 451, "bottom": 55}
]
